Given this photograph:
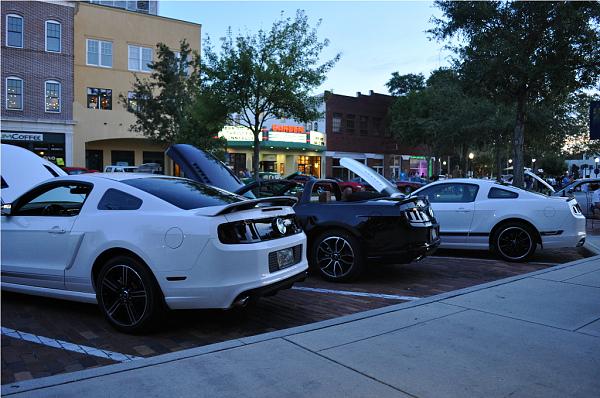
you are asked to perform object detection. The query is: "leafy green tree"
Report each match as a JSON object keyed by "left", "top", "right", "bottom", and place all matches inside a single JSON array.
[
  {"left": 122, "top": 40, "right": 227, "bottom": 155},
  {"left": 201, "top": 10, "right": 340, "bottom": 177},
  {"left": 388, "top": 68, "right": 513, "bottom": 178},
  {"left": 386, "top": 72, "right": 425, "bottom": 96},
  {"left": 430, "top": 1, "right": 600, "bottom": 187}
]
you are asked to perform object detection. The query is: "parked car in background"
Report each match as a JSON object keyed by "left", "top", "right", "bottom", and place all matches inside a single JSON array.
[
  {"left": 136, "top": 163, "right": 163, "bottom": 174},
  {"left": 327, "top": 177, "right": 365, "bottom": 193},
  {"left": 1, "top": 144, "right": 307, "bottom": 333},
  {"left": 62, "top": 167, "right": 99, "bottom": 175},
  {"left": 392, "top": 180, "right": 425, "bottom": 194},
  {"left": 104, "top": 165, "right": 138, "bottom": 173},
  {"left": 553, "top": 178, "right": 600, "bottom": 217},
  {"left": 166, "top": 144, "right": 441, "bottom": 282},
  {"left": 409, "top": 179, "right": 586, "bottom": 262},
  {"left": 241, "top": 171, "right": 281, "bottom": 184},
  {"left": 285, "top": 172, "right": 315, "bottom": 184}
]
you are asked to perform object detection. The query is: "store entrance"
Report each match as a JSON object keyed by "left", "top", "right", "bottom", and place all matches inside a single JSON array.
[{"left": 297, "top": 155, "right": 321, "bottom": 177}]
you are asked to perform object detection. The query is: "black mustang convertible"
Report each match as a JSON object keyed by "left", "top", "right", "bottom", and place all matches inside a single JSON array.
[{"left": 167, "top": 144, "right": 440, "bottom": 282}]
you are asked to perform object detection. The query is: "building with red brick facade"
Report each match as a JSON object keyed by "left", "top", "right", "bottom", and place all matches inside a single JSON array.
[
  {"left": 1, "top": 0, "right": 75, "bottom": 166},
  {"left": 321, "top": 91, "right": 432, "bottom": 180}
]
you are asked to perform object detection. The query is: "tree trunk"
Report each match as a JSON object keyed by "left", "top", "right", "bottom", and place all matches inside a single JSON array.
[
  {"left": 494, "top": 141, "right": 502, "bottom": 182},
  {"left": 252, "top": 130, "right": 260, "bottom": 179},
  {"left": 512, "top": 94, "right": 526, "bottom": 188}
]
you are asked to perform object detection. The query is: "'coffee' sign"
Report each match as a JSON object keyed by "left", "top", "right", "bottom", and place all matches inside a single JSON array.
[{"left": 1, "top": 132, "right": 44, "bottom": 142}]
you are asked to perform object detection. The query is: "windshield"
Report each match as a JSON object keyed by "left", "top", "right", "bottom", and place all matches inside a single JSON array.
[{"left": 123, "top": 177, "right": 245, "bottom": 210}]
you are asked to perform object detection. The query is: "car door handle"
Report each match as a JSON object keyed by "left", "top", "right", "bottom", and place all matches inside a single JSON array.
[
  {"left": 456, "top": 208, "right": 471, "bottom": 213},
  {"left": 48, "top": 226, "right": 66, "bottom": 234}
]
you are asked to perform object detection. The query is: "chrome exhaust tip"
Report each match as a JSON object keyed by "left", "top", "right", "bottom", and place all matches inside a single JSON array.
[{"left": 232, "top": 296, "right": 250, "bottom": 308}]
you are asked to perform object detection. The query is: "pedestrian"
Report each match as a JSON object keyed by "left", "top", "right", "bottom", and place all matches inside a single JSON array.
[
  {"left": 561, "top": 173, "right": 570, "bottom": 188},
  {"left": 243, "top": 168, "right": 251, "bottom": 178}
]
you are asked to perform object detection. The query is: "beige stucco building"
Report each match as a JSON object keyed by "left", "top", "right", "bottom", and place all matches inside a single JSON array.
[{"left": 73, "top": 2, "right": 200, "bottom": 170}]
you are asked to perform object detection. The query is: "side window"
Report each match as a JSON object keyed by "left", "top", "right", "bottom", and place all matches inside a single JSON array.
[
  {"left": 14, "top": 183, "right": 92, "bottom": 216},
  {"left": 97, "top": 188, "right": 142, "bottom": 210},
  {"left": 1, "top": 176, "right": 8, "bottom": 189},
  {"left": 419, "top": 183, "right": 479, "bottom": 203},
  {"left": 488, "top": 187, "right": 519, "bottom": 199}
]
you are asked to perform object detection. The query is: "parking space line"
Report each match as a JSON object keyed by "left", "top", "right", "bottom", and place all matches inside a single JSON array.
[
  {"left": 431, "top": 255, "right": 557, "bottom": 266},
  {"left": 1, "top": 326, "right": 142, "bottom": 362},
  {"left": 291, "top": 286, "right": 421, "bottom": 301}
]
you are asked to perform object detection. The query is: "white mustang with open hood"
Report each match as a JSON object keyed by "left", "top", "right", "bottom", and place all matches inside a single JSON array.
[{"left": 1, "top": 144, "right": 308, "bottom": 333}]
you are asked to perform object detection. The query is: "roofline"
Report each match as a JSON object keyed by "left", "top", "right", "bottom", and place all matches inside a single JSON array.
[{"left": 77, "top": 2, "right": 202, "bottom": 28}]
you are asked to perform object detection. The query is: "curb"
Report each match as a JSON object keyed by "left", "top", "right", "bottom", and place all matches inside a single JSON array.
[{"left": 3, "top": 255, "right": 600, "bottom": 396}]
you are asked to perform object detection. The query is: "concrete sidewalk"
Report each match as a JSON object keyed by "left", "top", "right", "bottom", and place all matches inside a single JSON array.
[{"left": 3, "top": 255, "right": 600, "bottom": 398}]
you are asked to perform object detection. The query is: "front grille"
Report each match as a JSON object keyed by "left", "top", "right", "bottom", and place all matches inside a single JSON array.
[{"left": 268, "top": 244, "right": 302, "bottom": 273}]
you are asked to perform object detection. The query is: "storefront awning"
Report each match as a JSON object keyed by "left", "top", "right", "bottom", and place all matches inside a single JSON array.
[{"left": 226, "top": 140, "right": 326, "bottom": 152}]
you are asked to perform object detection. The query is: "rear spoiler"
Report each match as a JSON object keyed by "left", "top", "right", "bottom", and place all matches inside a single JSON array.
[{"left": 206, "top": 196, "right": 298, "bottom": 216}]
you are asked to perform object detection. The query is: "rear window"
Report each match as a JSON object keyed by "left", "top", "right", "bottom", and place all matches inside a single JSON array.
[
  {"left": 123, "top": 177, "right": 244, "bottom": 210},
  {"left": 488, "top": 187, "right": 519, "bottom": 199},
  {"left": 98, "top": 188, "right": 143, "bottom": 210}
]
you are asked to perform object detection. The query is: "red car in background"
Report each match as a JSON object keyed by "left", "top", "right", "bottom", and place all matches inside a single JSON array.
[
  {"left": 327, "top": 177, "right": 365, "bottom": 192},
  {"left": 61, "top": 166, "right": 99, "bottom": 175},
  {"left": 394, "top": 180, "right": 425, "bottom": 194}
]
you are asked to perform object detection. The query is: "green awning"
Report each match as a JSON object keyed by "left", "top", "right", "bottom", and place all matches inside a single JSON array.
[{"left": 226, "top": 140, "right": 326, "bottom": 152}]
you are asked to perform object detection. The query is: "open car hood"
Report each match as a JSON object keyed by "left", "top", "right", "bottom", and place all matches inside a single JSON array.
[
  {"left": 1, "top": 144, "right": 67, "bottom": 203},
  {"left": 166, "top": 144, "right": 246, "bottom": 194},
  {"left": 340, "top": 158, "right": 401, "bottom": 197},
  {"left": 525, "top": 170, "right": 555, "bottom": 193}
]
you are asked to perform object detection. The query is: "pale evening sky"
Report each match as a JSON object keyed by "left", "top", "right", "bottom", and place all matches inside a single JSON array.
[{"left": 159, "top": 0, "right": 453, "bottom": 97}]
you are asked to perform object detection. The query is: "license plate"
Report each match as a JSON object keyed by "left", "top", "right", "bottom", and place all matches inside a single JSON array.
[{"left": 276, "top": 248, "right": 295, "bottom": 269}]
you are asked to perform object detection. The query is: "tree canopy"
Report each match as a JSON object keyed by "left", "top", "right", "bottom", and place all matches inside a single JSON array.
[
  {"left": 201, "top": 10, "right": 340, "bottom": 177},
  {"left": 430, "top": 1, "right": 600, "bottom": 187},
  {"left": 122, "top": 40, "right": 227, "bottom": 156}
]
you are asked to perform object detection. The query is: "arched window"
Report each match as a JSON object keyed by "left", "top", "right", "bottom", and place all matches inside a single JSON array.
[
  {"left": 6, "top": 77, "right": 23, "bottom": 110},
  {"left": 6, "top": 14, "right": 23, "bottom": 48},
  {"left": 45, "top": 20, "right": 61, "bottom": 52},
  {"left": 45, "top": 80, "right": 61, "bottom": 113}
]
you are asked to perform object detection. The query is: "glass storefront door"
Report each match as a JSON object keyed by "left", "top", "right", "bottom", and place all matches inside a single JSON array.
[{"left": 297, "top": 155, "right": 321, "bottom": 177}]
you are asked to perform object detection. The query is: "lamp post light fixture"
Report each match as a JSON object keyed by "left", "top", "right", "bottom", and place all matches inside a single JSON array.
[
  {"left": 468, "top": 153, "right": 475, "bottom": 177},
  {"left": 532, "top": 158, "right": 536, "bottom": 172}
]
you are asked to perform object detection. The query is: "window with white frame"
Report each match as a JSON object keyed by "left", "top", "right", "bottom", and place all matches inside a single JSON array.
[
  {"left": 45, "top": 81, "right": 61, "bottom": 113},
  {"left": 45, "top": 20, "right": 61, "bottom": 52},
  {"left": 128, "top": 45, "right": 152, "bottom": 72},
  {"left": 6, "top": 14, "right": 23, "bottom": 48},
  {"left": 6, "top": 77, "right": 23, "bottom": 110},
  {"left": 87, "top": 39, "right": 113, "bottom": 67}
]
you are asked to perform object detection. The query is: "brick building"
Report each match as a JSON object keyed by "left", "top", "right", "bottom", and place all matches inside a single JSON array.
[
  {"left": 1, "top": 0, "right": 75, "bottom": 166},
  {"left": 321, "top": 91, "right": 431, "bottom": 180}
]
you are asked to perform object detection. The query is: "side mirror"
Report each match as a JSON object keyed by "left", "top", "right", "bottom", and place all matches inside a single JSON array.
[{"left": 1, "top": 203, "right": 12, "bottom": 216}]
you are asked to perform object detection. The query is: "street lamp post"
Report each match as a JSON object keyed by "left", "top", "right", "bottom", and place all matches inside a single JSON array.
[
  {"left": 595, "top": 157, "right": 599, "bottom": 177},
  {"left": 468, "top": 152, "right": 475, "bottom": 177},
  {"left": 532, "top": 158, "right": 536, "bottom": 173}
]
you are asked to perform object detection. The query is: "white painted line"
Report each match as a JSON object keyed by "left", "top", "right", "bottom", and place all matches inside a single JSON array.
[
  {"left": 431, "top": 255, "right": 501, "bottom": 263},
  {"left": 1, "top": 326, "right": 142, "bottom": 362},
  {"left": 291, "top": 286, "right": 421, "bottom": 301},
  {"left": 432, "top": 255, "right": 557, "bottom": 266}
]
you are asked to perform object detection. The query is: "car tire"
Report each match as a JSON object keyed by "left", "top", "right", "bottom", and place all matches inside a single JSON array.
[
  {"left": 491, "top": 222, "right": 537, "bottom": 262},
  {"left": 310, "top": 229, "right": 365, "bottom": 282},
  {"left": 96, "top": 255, "right": 166, "bottom": 334}
]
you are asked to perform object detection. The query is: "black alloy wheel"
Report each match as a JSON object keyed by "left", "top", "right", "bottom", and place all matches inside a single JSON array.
[
  {"left": 311, "top": 230, "right": 364, "bottom": 282},
  {"left": 96, "top": 255, "right": 164, "bottom": 333},
  {"left": 492, "top": 223, "right": 536, "bottom": 262}
]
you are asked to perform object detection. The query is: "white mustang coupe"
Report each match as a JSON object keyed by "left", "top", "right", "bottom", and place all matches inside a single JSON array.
[
  {"left": 1, "top": 144, "right": 308, "bottom": 333},
  {"left": 409, "top": 179, "right": 586, "bottom": 261}
]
